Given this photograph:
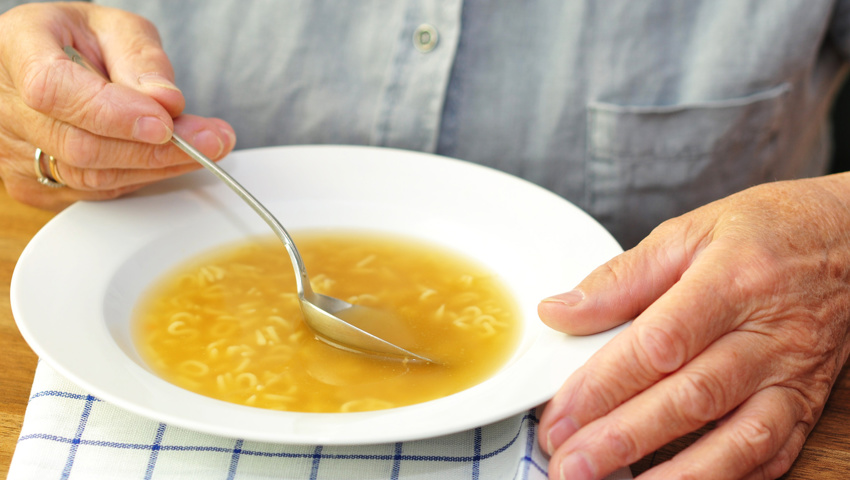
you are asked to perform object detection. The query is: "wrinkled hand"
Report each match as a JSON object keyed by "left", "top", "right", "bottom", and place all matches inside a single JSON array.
[
  {"left": 0, "top": 2, "right": 236, "bottom": 210},
  {"left": 538, "top": 175, "right": 850, "bottom": 479}
]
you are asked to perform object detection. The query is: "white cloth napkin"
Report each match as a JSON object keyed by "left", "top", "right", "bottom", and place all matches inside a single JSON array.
[{"left": 8, "top": 361, "right": 632, "bottom": 480}]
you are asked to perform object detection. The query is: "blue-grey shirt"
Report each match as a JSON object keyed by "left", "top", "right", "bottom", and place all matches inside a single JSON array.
[{"left": 4, "top": 0, "right": 850, "bottom": 247}]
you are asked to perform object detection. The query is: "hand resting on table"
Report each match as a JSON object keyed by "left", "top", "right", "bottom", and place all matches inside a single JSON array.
[{"left": 538, "top": 176, "right": 850, "bottom": 479}]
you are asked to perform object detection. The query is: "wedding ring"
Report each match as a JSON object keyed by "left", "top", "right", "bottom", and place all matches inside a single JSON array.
[
  {"left": 33, "top": 148, "right": 66, "bottom": 188},
  {"left": 48, "top": 154, "right": 67, "bottom": 185}
]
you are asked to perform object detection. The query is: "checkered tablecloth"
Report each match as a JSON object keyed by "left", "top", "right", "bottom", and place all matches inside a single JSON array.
[{"left": 8, "top": 361, "right": 632, "bottom": 479}]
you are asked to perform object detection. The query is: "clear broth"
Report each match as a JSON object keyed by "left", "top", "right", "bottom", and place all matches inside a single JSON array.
[{"left": 133, "top": 231, "right": 521, "bottom": 413}]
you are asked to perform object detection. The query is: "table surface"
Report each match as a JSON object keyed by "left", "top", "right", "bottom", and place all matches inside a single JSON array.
[{"left": 1, "top": 184, "right": 848, "bottom": 479}]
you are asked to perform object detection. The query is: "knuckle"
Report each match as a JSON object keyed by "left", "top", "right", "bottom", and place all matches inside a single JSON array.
[
  {"left": 778, "top": 384, "right": 822, "bottom": 431},
  {"left": 775, "top": 362, "right": 835, "bottom": 424},
  {"left": 58, "top": 128, "right": 102, "bottom": 169},
  {"left": 763, "top": 427, "right": 806, "bottom": 478},
  {"left": 591, "top": 261, "right": 630, "bottom": 296},
  {"left": 78, "top": 168, "right": 121, "bottom": 190},
  {"left": 74, "top": 93, "right": 115, "bottom": 135},
  {"left": 594, "top": 262, "right": 619, "bottom": 283},
  {"left": 674, "top": 370, "right": 728, "bottom": 424},
  {"left": 18, "top": 59, "right": 58, "bottom": 113},
  {"left": 729, "top": 416, "right": 778, "bottom": 465},
  {"left": 569, "top": 372, "right": 622, "bottom": 415},
  {"left": 726, "top": 243, "right": 781, "bottom": 299},
  {"left": 148, "top": 143, "right": 175, "bottom": 168},
  {"left": 593, "top": 423, "right": 643, "bottom": 464},
  {"left": 633, "top": 322, "right": 687, "bottom": 376}
]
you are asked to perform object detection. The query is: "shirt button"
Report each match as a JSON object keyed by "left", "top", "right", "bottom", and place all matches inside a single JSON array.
[{"left": 413, "top": 24, "right": 439, "bottom": 53}]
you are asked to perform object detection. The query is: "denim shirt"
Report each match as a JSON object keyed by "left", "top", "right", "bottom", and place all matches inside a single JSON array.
[{"left": 5, "top": 0, "right": 850, "bottom": 247}]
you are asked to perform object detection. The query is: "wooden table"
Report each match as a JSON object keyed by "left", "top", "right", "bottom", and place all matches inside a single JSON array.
[{"left": 1, "top": 183, "right": 848, "bottom": 479}]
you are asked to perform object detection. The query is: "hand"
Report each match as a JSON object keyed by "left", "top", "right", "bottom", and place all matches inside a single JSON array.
[
  {"left": 0, "top": 2, "right": 236, "bottom": 210},
  {"left": 537, "top": 175, "right": 850, "bottom": 479}
]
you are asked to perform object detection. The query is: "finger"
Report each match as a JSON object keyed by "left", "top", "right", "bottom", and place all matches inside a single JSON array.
[
  {"left": 545, "top": 330, "right": 772, "bottom": 480},
  {"left": 2, "top": 118, "right": 226, "bottom": 209},
  {"left": 0, "top": 109, "right": 232, "bottom": 197},
  {"left": 538, "top": 218, "right": 709, "bottom": 335},
  {"left": 4, "top": 6, "right": 175, "bottom": 144},
  {"left": 539, "top": 241, "right": 746, "bottom": 458},
  {"left": 2, "top": 169, "right": 150, "bottom": 211},
  {"left": 86, "top": 6, "right": 185, "bottom": 117},
  {"left": 637, "top": 387, "right": 807, "bottom": 480},
  {"left": 52, "top": 156, "right": 203, "bottom": 192},
  {"left": 13, "top": 107, "right": 234, "bottom": 170},
  {"left": 0, "top": 127, "right": 159, "bottom": 209},
  {"left": 740, "top": 424, "right": 808, "bottom": 480},
  {"left": 62, "top": 114, "right": 234, "bottom": 171},
  {"left": 43, "top": 115, "right": 234, "bottom": 190}
]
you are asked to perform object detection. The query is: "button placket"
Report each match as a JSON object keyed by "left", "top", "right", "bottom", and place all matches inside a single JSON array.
[{"left": 371, "top": 1, "right": 462, "bottom": 152}]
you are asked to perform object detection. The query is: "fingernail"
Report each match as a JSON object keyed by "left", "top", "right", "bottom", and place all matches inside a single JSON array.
[
  {"left": 192, "top": 129, "right": 225, "bottom": 158},
  {"left": 133, "top": 116, "right": 172, "bottom": 144},
  {"left": 541, "top": 290, "right": 584, "bottom": 307},
  {"left": 546, "top": 416, "right": 579, "bottom": 455},
  {"left": 559, "top": 452, "right": 595, "bottom": 480},
  {"left": 218, "top": 125, "right": 236, "bottom": 149},
  {"left": 138, "top": 73, "right": 180, "bottom": 92}
]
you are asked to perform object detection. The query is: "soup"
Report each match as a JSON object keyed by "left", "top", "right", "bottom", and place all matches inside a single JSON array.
[{"left": 133, "top": 231, "right": 520, "bottom": 413}]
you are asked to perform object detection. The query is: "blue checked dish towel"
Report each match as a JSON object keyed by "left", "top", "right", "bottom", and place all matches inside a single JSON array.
[{"left": 8, "top": 362, "right": 633, "bottom": 480}]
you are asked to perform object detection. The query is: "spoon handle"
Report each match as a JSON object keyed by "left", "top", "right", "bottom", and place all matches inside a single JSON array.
[
  {"left": 168, "top": 134, "right": 312, "bottom": 296},
  {"left": 62, "top": 46, "right": 311, "bottom": 296}
]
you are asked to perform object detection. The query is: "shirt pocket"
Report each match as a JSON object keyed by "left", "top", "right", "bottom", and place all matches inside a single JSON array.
[{"left": 586, "top": 83, "right": 791, "bottom": 248}]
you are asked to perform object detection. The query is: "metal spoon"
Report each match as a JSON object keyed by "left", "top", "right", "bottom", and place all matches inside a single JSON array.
[{"left": 64, "top": 46, "right": 434, "bottom": 363}]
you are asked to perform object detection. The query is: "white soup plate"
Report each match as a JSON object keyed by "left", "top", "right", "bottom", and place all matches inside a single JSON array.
[{"left": 11, "top": 145, "right": 624, "bottom": 445}]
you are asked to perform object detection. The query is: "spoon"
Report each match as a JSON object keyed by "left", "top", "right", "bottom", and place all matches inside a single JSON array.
[{"left": 64, "top": 46, "right": 434, "bottom": 364}]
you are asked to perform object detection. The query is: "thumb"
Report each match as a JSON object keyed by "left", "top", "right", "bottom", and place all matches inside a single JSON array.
[
  {"left": 88, "top": 7, "right": 185, "bottom": 118},
  {"left": 538, "top": 227, "right": 697, "bottom": 335},
  {"left": 1, "top": 3, "right": 177, "bottom": 145}
]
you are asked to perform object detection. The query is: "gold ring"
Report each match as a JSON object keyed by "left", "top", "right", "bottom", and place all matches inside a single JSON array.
[
  {"left": 33, "top": 148, "right": 66, "bottom": 188},
  {"left": 48, "top": 154, "right": 67, "bottom": 185}
]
